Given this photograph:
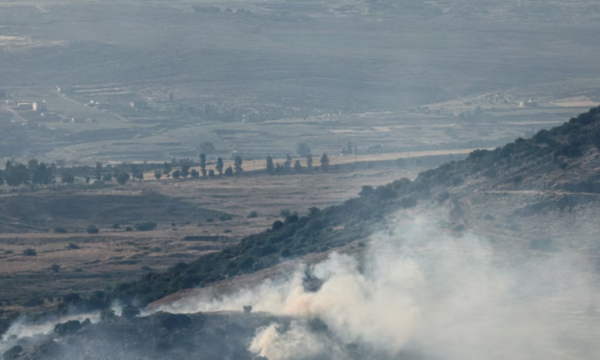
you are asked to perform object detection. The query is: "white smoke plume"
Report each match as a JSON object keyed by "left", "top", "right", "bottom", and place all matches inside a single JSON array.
[{"left": 159, "top": 216, "right": 600, "bottom": 360}]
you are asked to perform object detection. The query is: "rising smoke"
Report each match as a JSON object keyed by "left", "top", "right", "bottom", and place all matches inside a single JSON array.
[
  {"left": 3, "top": 216, "right": 599, "bottom": 360},
  {"left": 158, "top": 216, "right": 600, "bottom": 360}
]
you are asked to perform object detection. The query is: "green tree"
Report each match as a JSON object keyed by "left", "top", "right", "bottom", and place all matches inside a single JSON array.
[
  {"left": 154, "top": 170, "right": 162, "bottom": 180},
  {"left": 116, "top": 172, "right": 130, "bottom": 185},
  {"left": 283, "top": 154, "right": 292, "bottom": 172},
  {"left": 0, "top": 169, "right": 4, "bottom": 186},
  {"left": 306, "top": 153, "right": 313, "bottom": 173},
  {"left": 200, "top": 153, "right": 207, "bottom": 177},
  {"left": 181, "top": 164, "right": 190, "bottom": 178},
  {"left": 162, "top": 162, "right": 172, "bottom": 176},
  {"left": 5, "top": 161, "right": 29, "bottom": 186},
  {"left": 61, "top": 172, "right": 75, "bottom": 184},
  {"left": 208, "top": 169, "right": 215, "bottom": 178},
  {"left": 191, "top": 169, "right": 200, "bottom": 178},
  {"left": 121, "top": 304, "right": 140, "bottom": 319},
  {"left": 224, "top": 166, "right": 233, "bottom": 176},
  {"left": 216, "top": 157, "right": 224, "bottom": 176},
  {"left": 266, "top": 156, "right": 274, "bottom": 174},
  {"left": 294, "top": 160, "right": 303, "bottom": 173},
  {"left": 95, "top": 162, "right": 102, "bottom": 181},
  {"left": 172, "top": 169, "right": 181, "bottom": 179},
  {"left": 320, "top": 153, "right": 330, "bottom": 172},
  {"left": 234, "top": 156, "right": 243, "bottom": 174}
]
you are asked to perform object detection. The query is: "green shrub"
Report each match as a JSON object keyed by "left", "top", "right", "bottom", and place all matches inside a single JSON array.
[
  {"left": 219, "top": 214, "right": 233, "bottom": 221},
  {"left": 23, "top": 248, "right": 36, "bottom": 256},
  {"left": 100, "top": 308, "right": 116, "bottom": 321},
  {"left": 53, "top": 226, "right": 68, "bottom": 234},
  {"left": 247, "top": 211, "right": 258, "bottom": 219},
  {"left": 86, "top": 225, "right": 99, "bottom": 234},
  {"left": 121, "top": 304, "right": 140, "bottom": 319},
  {"left": 135, "top": 222, "right": 157, "bottom": 231}
]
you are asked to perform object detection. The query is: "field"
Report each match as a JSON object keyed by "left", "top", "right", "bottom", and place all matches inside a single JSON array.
[
  {"left": 1, "top": 0, "right": 600, "bottom": 164},
  {"left": 0, "top": 164, "right": 423, "bottom": 303}
]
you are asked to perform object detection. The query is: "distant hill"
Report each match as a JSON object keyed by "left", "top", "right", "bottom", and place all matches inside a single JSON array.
[{"left": 114, "top": 107, "right": 600, "bottom": 306}]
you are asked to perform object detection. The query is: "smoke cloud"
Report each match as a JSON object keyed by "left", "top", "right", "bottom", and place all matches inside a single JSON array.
[{"left": 159, "top": 216, "right": 600, "bottom": 360}]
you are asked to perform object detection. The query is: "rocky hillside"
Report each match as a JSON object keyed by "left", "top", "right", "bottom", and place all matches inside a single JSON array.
[{"left": 113, "top": 107, "right": 600, "bottom": 306}]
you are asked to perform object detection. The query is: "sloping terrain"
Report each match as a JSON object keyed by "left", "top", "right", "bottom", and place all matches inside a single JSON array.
[
  {"left": 3, "top": 107, "right": 600, "bottom": 360},
  {"left": 113, "top": 107, "right": 600, "bottom": 305}
]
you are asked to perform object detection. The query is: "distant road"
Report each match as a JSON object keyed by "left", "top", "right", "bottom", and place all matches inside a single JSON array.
[{"left": 143, "top": 147, "right": 493, "bottom": 181}]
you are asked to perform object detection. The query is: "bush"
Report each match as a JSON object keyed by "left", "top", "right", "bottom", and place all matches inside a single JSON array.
[
  {"left": 112, "top": 223, "right": 120, "bottom": 229},
  {"left": 243, "top": 305, "right": 253, "bottom": 314},
  {"left": 135, "top": 222, "right": 157, "bottom": 231},
  {"left": 53, "top": 320, "right": 81, "bottom": 336},
  {"left": 100, "top": 308, "right": 116, "bottom": 321},
  {"left": 125, "top": 226, "right": 133, "bottom": 232},
  {"left": 86, "top": 225, "right": 99, "bottom": 234},
  {"left": 272, "top": 220, "right": 284, "bottom": 231},
  {"left": 121, "top": 304, "right": 140, "bottom": 319},
  {"left": 23, "top": 297, "right": 44, "bottom": 307},
  {"left": 23, "top": 248, "right": 36, "bottom": 256},
  {"left": 219, "top": 214, "right": 233, "bottom": 221},
  {"left": 50, "top": 264, "right": 61, "bottom": 273},
  {"left": 247, "top": 211, "right": 258, "bottom": 218},
  {"left": 53, "top": 226, "right": 68, "bottom": 234}
]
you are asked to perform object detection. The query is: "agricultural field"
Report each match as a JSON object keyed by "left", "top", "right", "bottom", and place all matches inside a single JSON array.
[
  {"left": 0, "top": 0, "right": 599, "bottom": 164},
  {"left": 0, "top": 164, "right": 423, "bottom": 303}
]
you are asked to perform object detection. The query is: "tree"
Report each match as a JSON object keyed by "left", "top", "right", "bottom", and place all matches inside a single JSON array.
[
  {"left": 320, "top": 153, "right": 330, "bottom": 172},
  {"left": 121, "top": 304, "right": 140, "bottom": 319},
  {"left": 100, "top": 308, "right": 116, "bottom": 321},
  {"left": 208, "top": 169, "right": 215, "bottom": 178},
  {"left": 191, "top": 169, "right": 200, "bottom": 178},
  {"left": 154, "top": 170, "right": 162, "bottom": 180},
  {"left": 135, "top": 172, "right": 143, "bottom": 181},
  {"left": 103, "top": 173, "right": 112, "bottom": 182},
  {"left": 283, "top": 154, "right": 292, "bottom": 172},
  {"left": 294, "top": 160, "right": 303, "bottom": 173},
  {"left": 181, "top": 164, "right": 190, "bottom": 178},
  {"left": 306, "top": 153, "right": 313, "bottom": 173},
  {"left": 216, "top": 157, "right": 224, "bottom": 176},
  {"left": 28, "top": 160, "right": 53, "bottom": 185},
  {"left": 50, "top": 264, "right": 61, "bottom": 273},
  {"left": 0, "top": 169, "right": 4, "bottom": 186},
  {"left": 296, "top": 143, "right": 311, "bottom": 157},
  {"left": 172, "top": 169, "right": 181, "bottom": 179},
  {"left": 162, "top": 162, "right": 172, "bottom": 176},
  {"left": 5, "top": 161, "right": 29, "bottom": 186},
  {"left": 224, "top": 166, "right": 233, "bottom": 176},
  {"left": 95, "top": 162, "right": 102, "bottom": 181},
  {"left": 234, "top": 156, "right": 243, "bottom": 174},
  {"left": 116, "top": 172, "right": 130, "bottom": 185},
  {"left": 266, "top": 156, "right": 274, "bottom": 174},
  {"left": 200, "top": 153, "right": 207, "bottom": 177},
  {"left": 61, "top": 172, "right": 75, "bottom": 184}
]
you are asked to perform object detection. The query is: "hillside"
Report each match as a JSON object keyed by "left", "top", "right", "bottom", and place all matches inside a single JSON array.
[{"left": 113, "top": 107, "right": 600, "bottom": 306}]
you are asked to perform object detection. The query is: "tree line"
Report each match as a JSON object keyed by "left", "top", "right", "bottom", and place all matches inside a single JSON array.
[{"left": 0, "top": 152, "right": 334, "bottom": 187}]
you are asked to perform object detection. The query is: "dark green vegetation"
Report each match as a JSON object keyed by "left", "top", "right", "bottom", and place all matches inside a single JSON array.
[{"left": 114, "top": 106, "right": 600, "bottom": 306}]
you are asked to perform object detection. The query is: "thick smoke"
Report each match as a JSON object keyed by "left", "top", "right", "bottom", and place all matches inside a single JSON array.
[{"left": 159, "top": 216, "right": 600, "bottom": 360}]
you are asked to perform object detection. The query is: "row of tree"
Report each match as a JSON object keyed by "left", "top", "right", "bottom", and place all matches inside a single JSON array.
[
  {"left": 0, "top": 160, "right": 55, "bottom": 186},
  {"left": 0, "top": 152, "right": 333, "bottom": 187}
]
